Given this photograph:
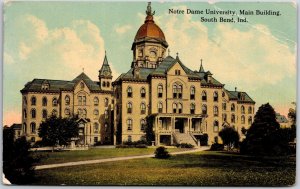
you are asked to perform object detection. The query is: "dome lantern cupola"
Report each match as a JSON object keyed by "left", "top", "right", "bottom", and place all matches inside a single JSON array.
[{"left": 131, "top": 2, "right": 168, "bottom": 69}]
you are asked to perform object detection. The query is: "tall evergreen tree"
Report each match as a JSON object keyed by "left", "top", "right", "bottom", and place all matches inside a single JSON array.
[{"left": 241, "top": 103, "right": 289, "bottom": 156}]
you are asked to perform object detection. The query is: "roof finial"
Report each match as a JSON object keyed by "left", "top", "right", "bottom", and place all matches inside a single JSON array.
[
  {"left": 82, "top": 67, "right": 84, "bottom": 73},
  {"left": 146, "top": 2, "right": 155, "bottom": 16},
  {"left": 168, "top": 49, "right": 170, "bottom": 56},
  {"left": 199, "top": 59, "right": 205, "bottom": 72},
  {"left": 176, "top": 52, "right": 179, "bottom": 59},
  {"left": 235, "top": 87, "right": 237, "bottom": 92}
]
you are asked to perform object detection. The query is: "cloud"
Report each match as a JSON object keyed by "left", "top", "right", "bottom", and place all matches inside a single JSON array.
[
  {"left": 115, "top": 24, "right": 132, "bottom": 34},
  {"left": 155, "top": 5, "right": 296, "bottom": 91}
]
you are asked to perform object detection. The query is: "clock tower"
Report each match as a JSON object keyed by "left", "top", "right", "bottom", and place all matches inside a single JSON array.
[
  {"left": 131, "top": 2, "right": 168, "bottom": 69},
  {"left": 99, "top": 51, "right": 113, "bottom": 90}
]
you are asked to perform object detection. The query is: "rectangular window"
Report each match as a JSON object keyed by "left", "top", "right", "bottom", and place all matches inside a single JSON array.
[
  {"left": 158, "top": 93, "right": 162, "bottom": 98},
  {"left": 190, "top": 94, "right": 195, "bottom": 100}
]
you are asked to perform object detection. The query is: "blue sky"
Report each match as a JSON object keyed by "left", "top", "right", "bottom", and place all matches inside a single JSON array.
[{"left": 3, "top": 1, "right": 297, "bottom": 125}]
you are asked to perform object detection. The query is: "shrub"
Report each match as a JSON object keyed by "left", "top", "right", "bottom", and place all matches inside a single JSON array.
[
  {"left": 116, "top": 144, "right": 131, "bottom": 148},
  {"left": 210, "top": 143, "right": 224, "bottom": 151},
  {"left": 177, "top": 143, "right": 194, "bottom": 148},
  {"left": 199, "top": 134, "right": 208, "bottom": 146},
  {"left": 135, "top": 144, "right": 147, "bottom": 148},
  {"left": 154, "top": 147, "right": 170, "bottom": 159}
]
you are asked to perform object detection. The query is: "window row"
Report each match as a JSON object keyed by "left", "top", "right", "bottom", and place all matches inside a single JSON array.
[
  {"left": 24, "top": 109, "right": 58, "bottom": 119},
  {"left": 127, "top": 119, "right": 146, "bottom": 131},
  {"left": 93, "top": 122, "right": 109, "bottom": 133},
  {"left": 127, "top": 102, "right": 147, "bottom": 114},
  {"left": 127, "top": 87, "right": 146, "bottom": 98},
  {"left": 222, "top": 113, "right": 253, "bottom": 125},
  {"left": 24, "top": 96, "right": 58, "bottom": 107},
  {"left": 230, "top": 104, "right": 253, "bottom": 114}
]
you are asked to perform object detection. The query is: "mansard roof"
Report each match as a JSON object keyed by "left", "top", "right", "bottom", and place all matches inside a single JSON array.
[
  {"left": 226, "top": 90, "right": 255, "bottom": 103},
  {"left": 114, "top": 56, "right": 223, "bottom": 87},
  {"left": 20, "top": 72, "right": 112, "bottom": 94}
]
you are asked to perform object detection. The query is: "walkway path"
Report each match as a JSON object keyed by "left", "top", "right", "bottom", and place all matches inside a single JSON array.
[{"left": 35, "top": 146, "right": 210, "bottom": 170}]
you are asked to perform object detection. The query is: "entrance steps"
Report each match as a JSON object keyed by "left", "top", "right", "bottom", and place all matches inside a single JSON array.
[{"left": 173, "top": 132, "right": 198, "bottom": 147}]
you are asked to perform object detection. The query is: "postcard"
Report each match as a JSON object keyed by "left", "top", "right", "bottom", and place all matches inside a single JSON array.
[{"left": 2, "top": 1, "right": 296, "bottom": 186}]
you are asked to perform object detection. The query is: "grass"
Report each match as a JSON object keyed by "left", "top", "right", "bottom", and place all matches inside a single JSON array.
[
  {"left": 33, "top": 150, "right": 296, "bottom": 186},
  {"left": 33, "top": 147, "right": 186, "bottom": 165}
]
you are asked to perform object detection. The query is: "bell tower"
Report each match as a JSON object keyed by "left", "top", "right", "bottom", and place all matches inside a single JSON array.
[
  {"left": 99, "top": 51, "right": 112, "bottom": 90},
  {"left": 131, "top": 2, "right": 168, "bottom": 69}
]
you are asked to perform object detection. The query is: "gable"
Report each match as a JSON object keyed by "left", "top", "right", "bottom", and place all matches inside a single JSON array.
[{"left": 167, "top": 62, "right": 187, "bottom": 76}]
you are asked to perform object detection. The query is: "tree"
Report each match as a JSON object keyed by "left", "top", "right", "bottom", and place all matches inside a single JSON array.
[
  {"left": 38, "top": 115, "right": 79, "bottom": 149},
  {"left": 219, "top": 126, "right": 240, "bottom": 151},
  {"left": 145, "top": 116, "right": 155, "bottom": 145},
  {"left": 240, "top": 103, "right": 290, "bottom": 156},
  {"left": 288, "top": 102, "right": 296, "bottom": 142},
  {"left": 3, "top": 127, "right": 39, "bottom": 184}
]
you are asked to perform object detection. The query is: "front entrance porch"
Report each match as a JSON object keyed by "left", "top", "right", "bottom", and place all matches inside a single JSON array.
[{"left": 151, "top": 113, "right": 207, "bottom": 146}]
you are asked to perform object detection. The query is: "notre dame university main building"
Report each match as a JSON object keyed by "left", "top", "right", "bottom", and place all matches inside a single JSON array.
[{"left": 20, "top": 3, "right": 255, "bottom": 146}]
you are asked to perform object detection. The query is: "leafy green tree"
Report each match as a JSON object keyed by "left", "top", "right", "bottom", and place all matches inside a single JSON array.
[
  {"left": 219, "top": 126, "right": 240, "bottom": 151},
  {"left": 38, "top": 115, "right": 79, "bottom": 149},
  {"left": 3, "top": 128, "right": 39, "bottom": 184},
  {"left": 288, "top": 102, "right": 296, "bottom": 142},
  {"left": 240, "top": 103, "right": 290, "bottom": 156}
]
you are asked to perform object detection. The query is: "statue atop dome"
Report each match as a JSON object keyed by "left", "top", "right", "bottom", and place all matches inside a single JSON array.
[{"left": 146, "top": 2, "right": 155, "bottom": 16}]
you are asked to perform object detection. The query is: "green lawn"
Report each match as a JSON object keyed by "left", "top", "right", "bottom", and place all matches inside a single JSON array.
[
  {"left": 33, "top": 150, "right": 296, "bottom": 186},
  {"left": 34, "top": 147, "right": 186, "bottom": 165}
]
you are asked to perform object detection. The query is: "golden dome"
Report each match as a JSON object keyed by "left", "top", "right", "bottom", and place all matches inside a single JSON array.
[{"left": 134, "top": 15, "right": 166, "bottom": 42}]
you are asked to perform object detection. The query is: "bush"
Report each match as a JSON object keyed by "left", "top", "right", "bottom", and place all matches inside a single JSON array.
[
  {"left": 200, "top": 134, "right": 208, "bottom": 146},
  {"left": 154, "top": 147, "right": 170, "bottom": 159},
  {"left": 210, "top": 143, "right": 224, "bottom": 151},
  {"left": 135, "top": 144, "right": 147, "bottom": 148},
  {"left": 177, "top": 143, "right": 194, "bottom": 148},
  {"left": 116, "top": 145, "right": 131, "bottom": 148}
]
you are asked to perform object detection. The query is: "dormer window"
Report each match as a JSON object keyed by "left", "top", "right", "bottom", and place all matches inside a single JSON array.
[
  {"left": 41, "top": 80, "right": 50, "bottom": 90},
  {"left": 175, "top": 70, "right": 181, "bottom": 75}
]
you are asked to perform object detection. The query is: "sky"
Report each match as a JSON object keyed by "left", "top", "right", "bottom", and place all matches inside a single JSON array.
[{"left": 3, "top": 1, "right": 297, "bottom": 126}]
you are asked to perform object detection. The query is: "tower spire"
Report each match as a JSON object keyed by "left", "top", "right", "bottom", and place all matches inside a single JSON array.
[
  {"left": 99, "top": 51, "right": 112, "bottom": 79},
  {"left": 199, "top": 59, "right": 205, "bottom": 72}
]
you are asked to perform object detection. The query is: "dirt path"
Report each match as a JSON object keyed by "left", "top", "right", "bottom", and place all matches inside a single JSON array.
[{"left": 35, "top": 146, "right": 210, "bottom": 170}]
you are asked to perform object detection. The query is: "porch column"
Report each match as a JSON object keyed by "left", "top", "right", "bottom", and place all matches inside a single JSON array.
[
  {"left": 187, "top": 118, "right": 191, "bottom": 133},
  {"left": 156, "top": 117, "right": 160, "bottom": 146}
]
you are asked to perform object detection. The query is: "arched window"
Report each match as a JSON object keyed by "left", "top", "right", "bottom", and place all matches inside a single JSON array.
[
  {"left": 190, "top": 103, "right": 195, "bottom": 114},
  {"left": 222, "top": 103, "right": 226, "bottom": 110},
  {"left": 93, "top": 122, "right": 99, "bottom": 133},
  {"left": 102, "top": 81, "right": 106, "bottom": 87},
  {"left": 213, "top": 120, "right": 219, "bottom": 132},
  {"left": 23, "top": 96, "right": 27, "bottom": 105},
  {"left": 178, "top": 85, "right": 183, "bottom": 99},
  {"left": 202, "top": 104, "right": 207, "bottom": 114},
  {"left": 213, "top": 91, "right": 218, "bottom": 102},
  {"left": 178, "top": 103, "right": 183, "bottom": 113},
  {"left": 231, "top": 114, "right": 235, "bottom": 123},
  {"left": 140, "top": 87, "right": 146, "bottom": 98},
  {"left": 82, "top": 109, "right": 87, "bottom": 118},
  {"left": 31, "top": 109, "right": 36, "bottom": 119},
  {"left": 248, "top": 106, "right": 252, "bottom": 114},
  {"left": 80, "top": 82, "right": 84, "bottom": 89},
  {"left": 128, "top": 135, "right": 132, "bottom": 142},
  {"left": 222, "top": 113, "right": 227, "bottom": 122},
  {"left": 77, "top": 108, "right": 82, "bottom": 116},
  {"left": 42, "top": 109, "right": 47, "bottom": 119},
  {"left": 23, "top": 109, "right": 27, "bottom": 119},
  {"left": 158, "top": 85, "right": 163, "bottom": 98},
  {"left": 107, "top": 82, "right": 110, "bottom": 87},
  {"left": 65, "top": 95, "right": 70, "bottom": 106},
  {"left": 104, "top": 110, "right": 108, "bottom": 119},
  {"left": 127, "top": 87, "right": 132, "bottom": 98},
  {"left": 93, "top": 97, "right": 99, "bottom": 106},
  {"left": 104, "top": 98, "right": 109, "bottom": 107},
  {"left": 93, "top": 109, "right": 99, "bottom": 116},
  {"left": 202, "top": 91, "right": 207, "bottom": 101},
  {"left": 52, "top": 109, "right": 58, "bottom": 117},
  {"left": 222, "top": 91, "right": 225, "bottom": 97},
  {"left": 213, "top": 106, "right": 219, "bottom": 116},
  {"left": 248, "top": 116, "right": 253, "bottom": 125},
  {"left": 42, "top": 97, "right": 47, "bottom": 106},
  {"left": 127, "top": 119, "right": 133, "bottom": 131},
  {"left": 127, "top": 102, "right": 132, "bottom": 114},
  {"left": 173, "top": 84, "right": 178, "bottom": 98},
  {"left": 52, "top": 97, "right": 58, "bottom": 107},
  {"left": 65, "top": 108, "right": 70, "bottom": 117},
  {"left": 190, "top": 86, "right": 195, "bottom": 100},
  {"left": 241, "top": 115, "right": 245, "bottom": 124},
  {"left": 231, "top": 103, "right": 235, "bottom": 111},
  {"left": 140, "top": 102, "right": 146, "bottom": 114},
  {"left": 31, "top": 96, "right": 36, "bottom": 106},
  {"left": 140, "top": 119, "right": 146, "bottom": 131},
  {"left": 173, "top": 103, "right": 177, "bottom": 113},
  {"left": 241, "top": 105, "right": 245, "bottom": 114},
  {"left": 158, "top": 102, "right": 163, "bottom": 113},
  {"left": 23, "top": 123, "right": 27, "bottom": 134},
  {"left": 30, "top": 122, "right": 36, "bottom": 133}
]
